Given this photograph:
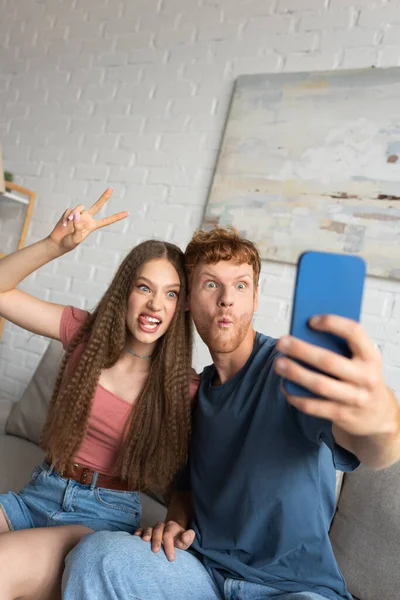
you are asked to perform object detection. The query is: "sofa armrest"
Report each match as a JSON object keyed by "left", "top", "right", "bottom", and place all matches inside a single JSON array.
[{"left": 0, "top": 398, "right": 13, "bottom": 434}]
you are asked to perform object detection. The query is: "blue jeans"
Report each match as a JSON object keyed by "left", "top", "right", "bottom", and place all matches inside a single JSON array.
[
  {"left": 62, "top": 531, "right": 329, "bottom": 600},
  {"left": 0, "top": 462, "right": 141, "bottom": 533}
]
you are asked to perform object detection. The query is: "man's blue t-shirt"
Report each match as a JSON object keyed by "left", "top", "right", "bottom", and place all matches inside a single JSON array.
[{"left": 186, "top": 333, "right": 359, "bottom": 600}]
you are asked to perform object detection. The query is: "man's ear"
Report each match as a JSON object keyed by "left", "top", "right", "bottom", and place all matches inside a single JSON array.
[{"left": 254, "top": 286, "right": 259, "bottom": 312}]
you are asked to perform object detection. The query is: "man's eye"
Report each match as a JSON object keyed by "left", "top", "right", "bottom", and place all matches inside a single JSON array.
[
  {"left": 138, "top": 285, "right": 150, "bottom": 293},
  {"left": 205, "top": 281, "right": 217, "bottom": 289},
  {"left": 236, "top": 283, "right": 246, "bottom": 290}
]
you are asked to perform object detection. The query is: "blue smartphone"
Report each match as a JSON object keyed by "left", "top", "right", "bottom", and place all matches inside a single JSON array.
[{"left": 282, "top": 251, "right": 366, "bottom": 397}]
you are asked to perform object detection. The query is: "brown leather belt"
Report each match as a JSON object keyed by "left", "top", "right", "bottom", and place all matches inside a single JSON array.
[{"left": 46, "top": 457, "right": 130, "bottom": 491}]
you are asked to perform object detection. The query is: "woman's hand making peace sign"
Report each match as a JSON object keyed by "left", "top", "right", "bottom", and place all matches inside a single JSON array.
[{"left": 49, "top": 188, "right": 128, "bottom": 251}]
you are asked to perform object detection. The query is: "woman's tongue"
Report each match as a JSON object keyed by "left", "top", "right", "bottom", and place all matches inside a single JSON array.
[{"left": 139, "top": 314, "right": 160, "bottom": 331}]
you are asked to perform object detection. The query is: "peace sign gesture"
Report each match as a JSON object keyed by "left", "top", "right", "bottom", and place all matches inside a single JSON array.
[{"left": 49, "top": 188, "right": 128, "bottom": 251}]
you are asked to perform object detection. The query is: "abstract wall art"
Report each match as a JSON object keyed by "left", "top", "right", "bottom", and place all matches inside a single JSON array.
[{"left": 204, "top": 68, "right": 400, "bottom": 280}]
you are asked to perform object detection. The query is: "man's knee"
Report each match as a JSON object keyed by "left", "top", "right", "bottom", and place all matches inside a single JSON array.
[
  {"left": 63, "top": 531, "right": 220, "bottom": 600},
  {"left": 65, "top": 531, "right": 126, "bottom": 571},
  {"left": 64, "top": 530, "right": 158, "bottom": 579}
]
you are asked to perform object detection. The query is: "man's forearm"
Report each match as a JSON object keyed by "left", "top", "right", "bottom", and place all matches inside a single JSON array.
[
  {"left": 333, "top": 408, "right": 400, "bottom": 469},
  {"left": 165, "top": 490, "right": 193, "bottom": 529}
]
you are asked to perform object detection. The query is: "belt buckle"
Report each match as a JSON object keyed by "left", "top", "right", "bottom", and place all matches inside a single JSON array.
[{"left": 80, "top": 467, "right": 91, "bottom": 485}]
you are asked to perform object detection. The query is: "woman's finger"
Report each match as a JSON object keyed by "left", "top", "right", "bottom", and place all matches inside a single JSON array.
[
  {"left": 93, "top": 211, "right": 129, "bottom": 230},
  {"left": 86, "top": 188, "right": 113, "bottom": 216},
  {"left": 59, "top": 208, "right": 69, "bottom": 225},
  {"left": 67, "top": 204, "right": 85, "bottom": 222},
  {"left": 62, "top": 208, "right": 74, "bottom": 227}
]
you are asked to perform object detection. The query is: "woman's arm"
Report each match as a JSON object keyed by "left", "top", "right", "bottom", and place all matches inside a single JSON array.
[
  {"left": 0, "top": 237, "right": 68, "bottom": 340},
  {"left": 0, "top": 189, "right": 127, "bottom": 340}
]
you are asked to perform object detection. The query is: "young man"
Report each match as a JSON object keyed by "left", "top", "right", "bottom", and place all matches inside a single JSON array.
[{"left": 62, "top": 228, "right": 400, "bottom": 600}]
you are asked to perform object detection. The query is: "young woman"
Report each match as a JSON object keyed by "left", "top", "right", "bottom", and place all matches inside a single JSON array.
[{"left": 0, "top": 189, "right": 197, "bottom": 600}]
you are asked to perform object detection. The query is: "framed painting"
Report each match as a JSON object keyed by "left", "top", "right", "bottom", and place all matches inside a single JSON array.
[{"left": 204, "top": 68, "right": 400, "bottom": 279}]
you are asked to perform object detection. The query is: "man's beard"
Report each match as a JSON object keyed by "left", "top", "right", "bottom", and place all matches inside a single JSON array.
[{"left": 195, "top": 313, "right": 253, "bottom": 354}]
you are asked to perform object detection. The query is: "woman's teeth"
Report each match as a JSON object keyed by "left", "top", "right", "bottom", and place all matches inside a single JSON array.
[{"left": 139, "top": 315, "right": 161, "bottom": 330}]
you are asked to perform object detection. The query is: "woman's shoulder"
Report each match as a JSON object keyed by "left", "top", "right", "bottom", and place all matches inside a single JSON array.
[{"left": 60, "top": 306, "right": 90, "bottom": 350}]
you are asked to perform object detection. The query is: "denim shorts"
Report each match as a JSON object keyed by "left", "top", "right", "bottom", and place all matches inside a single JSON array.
[{"left": 0, "top": 462, "right": 142, "bottom": 533}]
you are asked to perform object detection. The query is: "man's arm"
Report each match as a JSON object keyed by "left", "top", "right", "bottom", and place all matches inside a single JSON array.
[
  {"left": 165, "top": 489, "right": 194, "bottom": 529},
  {"left": 332, "top": 414, "right": 400, "bottom": 470},
  {"left": 275, "top": 315, "right": 400, "bottom": 470}
]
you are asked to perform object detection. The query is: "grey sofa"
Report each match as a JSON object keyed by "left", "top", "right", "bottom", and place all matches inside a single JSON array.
[{"left": 1, "top": 340, "right": 399, "bottom": 600}]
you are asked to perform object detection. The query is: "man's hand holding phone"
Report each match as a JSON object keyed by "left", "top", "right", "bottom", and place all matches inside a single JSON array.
[
  {"left": 275, "top": 314, "right": 399, "bottom": 440},
  {"left": 273, "top": 250, "right": 400, "bottom": 468}
]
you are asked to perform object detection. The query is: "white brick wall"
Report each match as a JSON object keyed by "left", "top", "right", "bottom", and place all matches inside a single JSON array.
[{"left": 1, "top": 0, "right": 400, "bottom": 402}]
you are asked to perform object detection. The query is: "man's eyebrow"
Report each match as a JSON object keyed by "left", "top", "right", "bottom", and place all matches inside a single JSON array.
[
  {"left": 199, "top": 272, "right": 252, "bottom": 280},
  {"left": 235, "top": 274, "right": 252, "bottom": 280},
  {"left": 198, "top": 271, "right": 219, "bottom": 279},
  {"left": 137, "top": 276, "right": 181, "bottom": 288}
]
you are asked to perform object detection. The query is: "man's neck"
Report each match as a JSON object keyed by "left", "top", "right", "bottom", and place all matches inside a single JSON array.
[{"left": 211, "top": 328, "right": 257, "bottom": 385}]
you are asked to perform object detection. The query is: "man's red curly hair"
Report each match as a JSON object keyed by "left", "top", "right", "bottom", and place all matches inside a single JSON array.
[{"left": 185, "top": 226, "right": 261, "bottom": 287}]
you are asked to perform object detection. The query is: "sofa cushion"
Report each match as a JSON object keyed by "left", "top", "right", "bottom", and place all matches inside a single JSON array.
[
  {"left": 329, "top": 462, "right": 400, "bottom": 600},
  {"left": 0, "top": 398, "right": 13, "bottom": 434},
  {"left": 5, "top": 340, "right": 63, "bottom": 444},
  {"left": 0, "top": 433, "right": 45, "bottom": 493},
  {"left": 139, "top": 493, "right": 167, "bottom": 529}
]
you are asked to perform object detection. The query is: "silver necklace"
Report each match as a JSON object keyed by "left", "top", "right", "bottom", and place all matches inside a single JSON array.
[{"left": 126, "top": 348, "right": 152, "bottom": 360}]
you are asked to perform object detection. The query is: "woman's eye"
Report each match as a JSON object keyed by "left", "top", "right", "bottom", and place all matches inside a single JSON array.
[
  {"left": 205, "top": 281, "right": 217, "bottom": 289},
  {"left": 138, "top": 285, "right": 150, "bottom": 293},
  {"left": 236, "top": 282, "right": 246, "bottom": 290},
  {"left": 167, "top": 291, "right": 178, "bottom": 298}
]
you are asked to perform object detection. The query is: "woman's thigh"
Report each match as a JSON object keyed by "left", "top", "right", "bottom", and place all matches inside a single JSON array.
[
  {"left": 0, "top": 524, "right": 91, "bottom": 600},
  {"left": 0, "top": 506, "right": 12, "bottom": 533}
]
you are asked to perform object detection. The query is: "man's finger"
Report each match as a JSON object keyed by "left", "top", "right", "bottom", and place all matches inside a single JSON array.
[
  {"left": 276, "top": 336, "right": 374, "bottom": 387},
  {"left": 141, "top": 527, "right": 153, "bottom": 541},
  {"left": 285, "top": 393, "right": 350, "bottom": 424},
  {"left": 309, "top": 315, "right": 380, "bottom": 362},
  {"left": 276, "top": 357, "right": 370, "bottom": 406},
  {"left": 133, "top": 528, "right": 143, "bottom": 536},
  {"left": 94, "top": 211, "right": 129, "bottom": 230},
  {"left": 163, "top": 522, "right": 183, "bottom": 562},
  {"left": 175, "top": 529, "right": 195, "bottom": 550},
  {"left": 86, "top": 188, "right": 113, "bottom": 216},
  {"left": 151, "top": 522, "right": 165, "bottom": 553}
]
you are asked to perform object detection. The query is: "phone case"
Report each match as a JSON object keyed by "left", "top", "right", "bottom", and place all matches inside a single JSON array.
[{"left": 283, "top": 251, "right": 366, "bottom": 398}]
